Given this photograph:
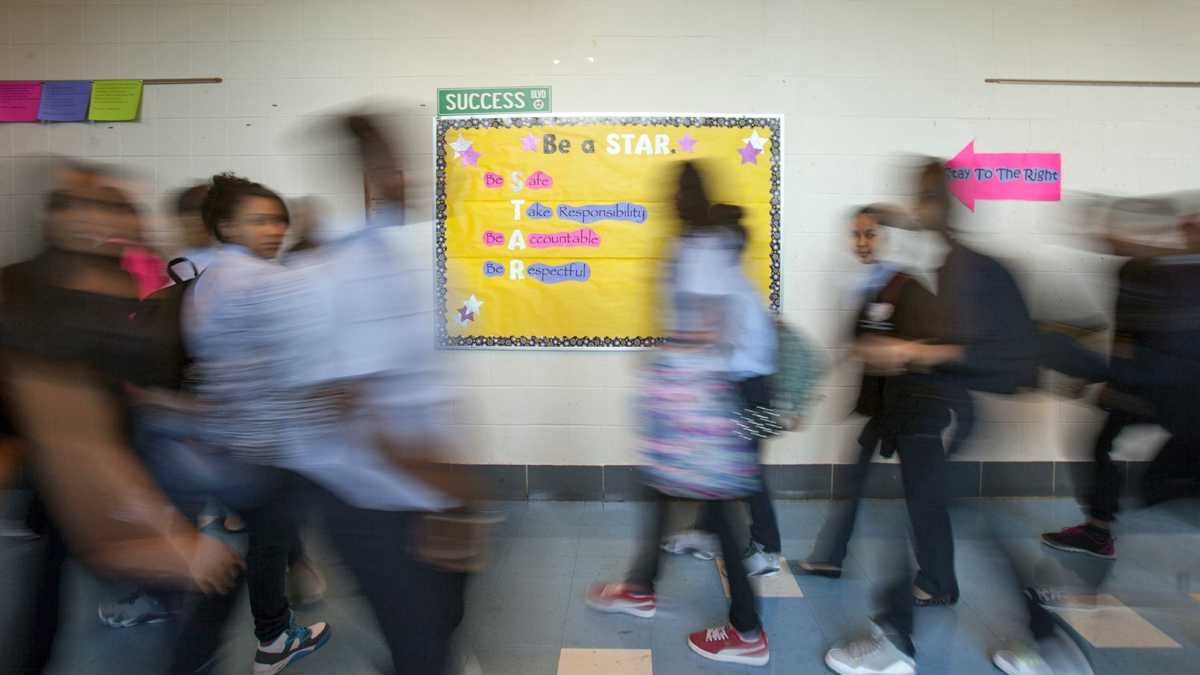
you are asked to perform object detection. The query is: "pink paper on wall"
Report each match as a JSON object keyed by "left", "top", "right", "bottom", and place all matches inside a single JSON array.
[
  {"left": 0, "top": 81, "right": 43, "bottom": 122},
  {"left": 944, "top": 140, "right": 1062, "bottom": 211}
]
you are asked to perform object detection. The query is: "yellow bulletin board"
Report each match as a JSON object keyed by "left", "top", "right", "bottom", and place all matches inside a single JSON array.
[{"left": 435, "top": 114, "right": 782, "bottom": 348}]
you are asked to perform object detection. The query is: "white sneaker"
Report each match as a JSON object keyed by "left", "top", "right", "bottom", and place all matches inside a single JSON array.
[
  {"left": 743, "top": 541, "right": 781, "bottom": 577},
  {"left": 992, "top": 642, "right": 1054, "bottom": 675},
  {"left": 253, "top": 615, "right": 332, "bottom": 675},
  {"left": 661, "top": 529, "right": 718, "bottom": 561},
  {"left": 825, "top": 623, "right": 916, "bottom": 675}
]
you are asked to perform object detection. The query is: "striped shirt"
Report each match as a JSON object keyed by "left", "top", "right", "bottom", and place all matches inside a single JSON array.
[{"left": 184, "top": 225, "right": 453, "bottom": 512}]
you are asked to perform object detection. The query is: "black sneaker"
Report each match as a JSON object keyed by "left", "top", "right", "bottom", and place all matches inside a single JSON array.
[
  {"left": 1041, "top": 524, "right": 1115, "bottom": 559},
  {"left": 795, "top": 560, "right": 843, "bottom": 578},
  {"left": 253, "top": 615, "right": 331, "bottom": 675},
  {"left": 913, "top": 584, "right": 958, "bottom": 607}
]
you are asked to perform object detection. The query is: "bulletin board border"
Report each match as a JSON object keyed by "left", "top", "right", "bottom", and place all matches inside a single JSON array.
[{"left": 433, "top": 113, "right": 783, "bottom": 349}]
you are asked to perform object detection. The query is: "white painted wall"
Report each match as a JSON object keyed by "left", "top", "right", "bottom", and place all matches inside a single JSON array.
[{"left": 3, "top": 0, "right": 1198, "bottom": 466}]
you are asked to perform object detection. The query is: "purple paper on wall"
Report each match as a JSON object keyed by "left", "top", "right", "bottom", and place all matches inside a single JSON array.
[{"left": 37, "top": 80, "right": 92, "bottom": 122}]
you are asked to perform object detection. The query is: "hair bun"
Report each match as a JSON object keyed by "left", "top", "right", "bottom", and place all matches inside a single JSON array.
[{"left": 709, "top": 203, "right": 743, "bottom": 223}]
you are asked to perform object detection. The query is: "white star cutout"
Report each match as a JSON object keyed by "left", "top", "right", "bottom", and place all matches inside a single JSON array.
[
  {"left": 742, "top": 130, "right": 768, "bottom": 151},
  {"left": 448, "top": 133, "right": 473, "bottom": 159},
  {"left": 464, "top": 294, "right": 483, "bottom": 314}
]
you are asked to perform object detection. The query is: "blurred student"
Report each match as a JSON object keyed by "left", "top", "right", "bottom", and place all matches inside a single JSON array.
[
  {"left": 168, "top": 173, "right": 332, "bottom": 675},
  {"left": 1041, "top": 208, "right": 1200, "bottom": 560},
  {"left": 174, "top": 183, "right": 219, "bottom": 273},
  {"left": 179, "top": 115, "right": 474, "bottom": 674},
  {"left": 586, "top": 163, "right": 769, "bottom": 667},
  {"left": 825, "top": 159, "right": 1044, "bottom": 675},
  {"left": 799, "top": 204, "right": 938, "bottom": 579},
  {"left": 660, "top": 182, "right": 783, "bottom": 579},
  {"left": 0, "top": 164, "right": 242, "bottom": 673}
]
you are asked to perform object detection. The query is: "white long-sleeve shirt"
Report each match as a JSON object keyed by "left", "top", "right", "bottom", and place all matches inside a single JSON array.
[
  {"left": 669, "top": 231, "right": 777, "bottom": 379},
  {"left": 184, "top": 222, "right": 454, "bottom": 512}
]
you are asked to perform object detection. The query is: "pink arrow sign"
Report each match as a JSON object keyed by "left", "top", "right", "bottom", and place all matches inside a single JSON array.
[{"left": 944, "top": 140, "right": 1061, "bottom": 211}]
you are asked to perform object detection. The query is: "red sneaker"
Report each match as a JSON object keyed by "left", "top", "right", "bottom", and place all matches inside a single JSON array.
[
  {"left": 1041, "top": 524, "right": 1116, "bottom": 559},
  {"left": 687, "top": 624, "right": 769, "bottom": 666},
  {"left": 584, "top": 583, "right": 656, "bottom": 618}
]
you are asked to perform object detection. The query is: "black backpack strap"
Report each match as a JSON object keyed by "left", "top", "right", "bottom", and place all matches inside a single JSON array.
[
  {"left": 877, "top": 271, "right": 912, "bottom": 306},
  {"left": 165, "top": 257, "right": 200, "bottom": 285}
]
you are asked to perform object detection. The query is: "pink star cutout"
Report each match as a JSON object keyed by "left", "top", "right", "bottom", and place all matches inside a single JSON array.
[
  {"left": 738, "top": 141, "right": 761, "bottom": 165},
  {"left": 520, "top": 132, "right": 538, "bottom": 152},
  {"left": 678, "top": 132, "right": 698, "bottom": 153},
  {"left": 457, "top": 306, "right": 475, "bottom": 323},
  {"left": 460, "top": 146, "right": 481, "bottom": 167}
]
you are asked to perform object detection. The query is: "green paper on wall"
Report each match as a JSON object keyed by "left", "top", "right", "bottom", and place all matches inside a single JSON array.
[{"left": 87, "top": 80, "right": 142, "bottom": 121}]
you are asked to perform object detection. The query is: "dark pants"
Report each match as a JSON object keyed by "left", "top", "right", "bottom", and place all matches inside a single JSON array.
[
  {"left": 695, "top": 375, "right": 781, "bottom": 553},
  {"left": 168, "top": 466, "right": 297, "bottom": 674},
  {"left": 808, "top": 417, "right": 880, "bottom": 566},
  {"left": 629, "top": 491, "right": 760, "bottom": 633},
  {"left": 9, "top": 495, "right": 66, "bottom": 674},
  {"left": 1141, "top": 431, "right": 1200, "bottom": 507},
  {"left": 898, "top": 424, "right": 958, "bottom": 601},
  {"left": 319, "top": 492, "right": 467, "bottom": 675},
  {"left": 874, "top": 403, "right": 955, "bottom": 656},
  {"left": 172, "top": 478, "right": 467, "bottom": 675},
  {"left": 1086, "top": 409, "right": 1144, "bottom": 523}
]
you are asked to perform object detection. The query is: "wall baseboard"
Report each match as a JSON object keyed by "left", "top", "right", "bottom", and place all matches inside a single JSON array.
[{"left": 458, "top": 461, "right": 1151, "bottom": 502}]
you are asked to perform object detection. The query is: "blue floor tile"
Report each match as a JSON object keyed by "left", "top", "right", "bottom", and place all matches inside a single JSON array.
[{"left": 4, "top": 498, "right": 1198, "bottom": 675}]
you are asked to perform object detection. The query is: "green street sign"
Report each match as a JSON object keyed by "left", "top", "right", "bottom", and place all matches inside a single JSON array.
[{"left": 437, "top": 86, "right": 552, "bottom": 116}]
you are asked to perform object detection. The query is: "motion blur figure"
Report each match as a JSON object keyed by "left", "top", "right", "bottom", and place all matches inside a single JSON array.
[
  {"left": 1043, "top": 198, "right": 1200, "bottom": 561},
  {"left": 798, "top": 204, "right": 939, "bottom": 580},
  {"left": 167, "top": 172, "right": 334, "bottom": 675},
  {"left": 175, "top": 114, "right": 476, "bottom": 675},
  {"left": 658, "top": 170, "right": 785, "bottom": 578},
  {"left": 825, "top": 159, "right": 1058, "bottom": 675},
  {"left": 586, "top": 162, "right": 771, "bottom": 667},
  {"left": 0, "top": 163, "right": 242, "bottom": 673}
]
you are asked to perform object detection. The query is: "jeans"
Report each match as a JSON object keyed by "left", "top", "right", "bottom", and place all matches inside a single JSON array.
[
  {"left": 808, "top": 417, "right": 879, "bottom": 566},
  {"left": 168, "top": 467, "right": 298, "bottom": 674},
  {"left": 629, "top": 491, "right": 760, "bottom": 633},
  {"left": 7, "top": 494, "right": 67, "bottom": 674},
  {"left": 873, "top": 401, "right": 955, "bottom": 656},
  {"left": 1086, "top": 408, "right": 1146, "bottom": 523},
  {"left": 318, "top": 491, "right": 467, "bottom": 675}
]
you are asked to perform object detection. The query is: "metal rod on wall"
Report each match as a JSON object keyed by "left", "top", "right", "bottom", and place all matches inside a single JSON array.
[
  {"left": 141, "top": 78, "right": 223, "bottom": 85},
  {"left": 986, "top": 78, "right": 1200, "bottom": 88}
]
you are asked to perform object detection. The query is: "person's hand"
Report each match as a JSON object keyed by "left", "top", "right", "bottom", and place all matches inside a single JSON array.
[
  {"left": 853, "top": 335, "right": 915, "bottom": 374},
  {"left": 186, "top": 534, "right": 244, "bottom": 595}
]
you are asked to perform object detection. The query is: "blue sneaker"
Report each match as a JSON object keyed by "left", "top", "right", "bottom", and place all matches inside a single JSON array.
[
  {"left": 98, "top": 589, "right": 177, "bottom": 628},
  {"left": 253, "top": 614, "right": 331, "bottom": 675}
]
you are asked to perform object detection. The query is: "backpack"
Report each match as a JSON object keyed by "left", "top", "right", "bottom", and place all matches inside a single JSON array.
[
  {"left": 637, "top": 349, "right": 761, "bottom": 500},
  {"left": 772, "top": 320, "right": 828, "bottom": 416},
  {"left": 132, "top": 257, "right": 200, "bottom": 390},
  {"left": 734, "top": 320, "right": 828, "bottom": 440}
]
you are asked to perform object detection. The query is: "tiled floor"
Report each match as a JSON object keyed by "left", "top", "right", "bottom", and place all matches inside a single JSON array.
[{"left": 2, "top": 498, "right": 1198, "bottom": 674}]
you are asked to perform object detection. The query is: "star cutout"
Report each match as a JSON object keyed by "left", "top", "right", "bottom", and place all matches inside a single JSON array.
[
  {"left": 460, "top": 146, "right": 480, "bottom": 167},
  {"left": 455, "top": 306, "right": 474, "bottom": 325},
  {"left": 464, "top": 294, "right": 483, "bottom": 314},
  {"left": 520, "top": 132, "right": 538, "bottom": 152},
  {"left": 448, "top": 133, "right": 473, "bottom": 159},
  {"left": 738, "top": 141, "right": 761, "bottom": 165},
  {"left": 678, "top": 132, "right": 698, "bottom": 153},
  {"left": 742, "top": 130, "right": 768, "bottom": 151}
]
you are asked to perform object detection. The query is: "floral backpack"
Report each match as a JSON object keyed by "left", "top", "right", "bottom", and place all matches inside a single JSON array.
[{"left": 637, "top": 348, "right": 760, "bottom": 500}]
